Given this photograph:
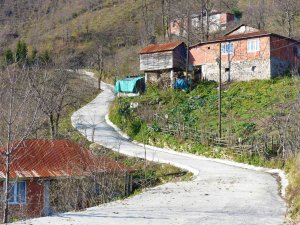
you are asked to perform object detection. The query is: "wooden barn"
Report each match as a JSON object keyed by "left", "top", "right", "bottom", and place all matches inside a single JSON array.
[{"left": 139, "top": 41, "right": 187, "bottom": 87}]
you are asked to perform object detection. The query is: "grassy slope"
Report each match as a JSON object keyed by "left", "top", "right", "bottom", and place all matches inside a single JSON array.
[
  {"left": 109, "top": 77, "right": 300, "bottom": 221},
  {"left": 2, "top": 0, "right": 299, "bottom": 77}
]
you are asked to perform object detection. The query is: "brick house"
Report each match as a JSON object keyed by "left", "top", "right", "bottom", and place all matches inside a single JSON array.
[
  {"left": 189, "top": 24, "right": 300, "bottom": 82},
  {"left": 140, "top": 41, "right": 187, "bottom": 86},
  {"left": 169, "top": 11, "right": 235, "bottom": 37},
  {"left": 0, "top": 139, "right": 133, "bottom": 221}
]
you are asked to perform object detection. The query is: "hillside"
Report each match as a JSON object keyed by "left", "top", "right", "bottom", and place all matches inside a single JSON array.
[
  {"left": 0, "top": 0, "right": 299, "bottom": 78},
  {"left": 109, "top": 77, "right": 300, "bottom": 220}
]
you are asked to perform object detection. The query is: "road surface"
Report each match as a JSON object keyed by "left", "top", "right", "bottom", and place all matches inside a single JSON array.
[{"left": 15, "top": 76, "right": 287, "bottom": 225}]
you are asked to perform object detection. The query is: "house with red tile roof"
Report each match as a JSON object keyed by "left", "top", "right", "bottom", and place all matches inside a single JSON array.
[
  {"left": 140, "top": 41, "right": 187, "bottom": 86},
  {"left": 0, "top": 139, "right": 133, "bottom": 221},
  {"left": 189, "top": 24, "right": 300, "bottom": 82}
]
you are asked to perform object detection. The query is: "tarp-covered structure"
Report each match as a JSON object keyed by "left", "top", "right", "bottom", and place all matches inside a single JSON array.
[{"left": 115, "top": 76, "right": 145, "bottom": 94}]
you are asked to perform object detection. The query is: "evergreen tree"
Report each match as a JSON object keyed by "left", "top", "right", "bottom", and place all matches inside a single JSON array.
[
  {"left": 3, "top": 49, "right": 14, "bottom": 65},
  {"left": 15, "top": 40, "right": 28, "bottom": 63}
]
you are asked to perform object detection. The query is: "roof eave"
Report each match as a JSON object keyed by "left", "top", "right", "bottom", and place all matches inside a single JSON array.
[{"left": 190, "top": 33, "right": 271, "bottom": 48}]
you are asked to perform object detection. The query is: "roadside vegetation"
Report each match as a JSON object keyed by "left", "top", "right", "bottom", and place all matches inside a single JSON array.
[
  {"left": 58, "top": 73, "right": 192, "bottom": 203},
  {"left": 109, "top": 76, "right": 300, "bottom": 222}
]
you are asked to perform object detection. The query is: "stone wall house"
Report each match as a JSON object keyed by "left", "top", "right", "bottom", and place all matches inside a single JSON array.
[
  {"left": 169, "top": 11, "right": 235, "bottom": 37},
  {"left": 0, "top": 139, "right": 133, "bottom": 222},
  {"left": 140, "top": 41, "right": 187, "bottom": 87},
  {"left": 189, "top": 24, "right": 300, "bottom": 82}
]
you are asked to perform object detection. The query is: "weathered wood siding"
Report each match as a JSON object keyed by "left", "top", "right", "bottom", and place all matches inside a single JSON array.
[
  {"left": 173, "top": 44, "right": 187, "bottom": 69},
  {"left": 140, "top": 51, "right": 173, "bottom": 71}
]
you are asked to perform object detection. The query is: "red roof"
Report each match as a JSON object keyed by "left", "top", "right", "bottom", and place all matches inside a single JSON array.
[
  {"left": 140, "top": 41, "right": 184, "bottom": 54},
  {"left": 190, "top": 31, "right": 271, "bottom": 48},
  {"left": 0, "top": 139, "right": 132, "bottom": 179}
]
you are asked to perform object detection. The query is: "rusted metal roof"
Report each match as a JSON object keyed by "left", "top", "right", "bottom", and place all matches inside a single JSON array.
[
  {"left": 140, "top": 41, "right": 184, "bottom": 54},
  {"left": 0, "top": 139, "right": 133, "bottom": 179}
]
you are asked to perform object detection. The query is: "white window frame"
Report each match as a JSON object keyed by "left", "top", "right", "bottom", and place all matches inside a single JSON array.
[
  {"left": 247, "top": 39, "right": 260, "bottom": 53},
  {"left": 221, "top": 42, "right": 234, "bottom": 55},
  {"left": 7, "top": 181, "right": 27, "bottom": 205}
]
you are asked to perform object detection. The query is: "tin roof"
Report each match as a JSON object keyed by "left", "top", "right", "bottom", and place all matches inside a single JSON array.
[
  {"left": 0, "top": 139, "right": 132, "bottom": 179},
  {"left": 140, "top": 41, "right": 184, "bottom": 54}
]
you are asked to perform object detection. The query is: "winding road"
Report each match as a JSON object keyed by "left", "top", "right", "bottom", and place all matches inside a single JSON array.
[{"left": 17, "top": 73, "right": 287, "bottom": 225}]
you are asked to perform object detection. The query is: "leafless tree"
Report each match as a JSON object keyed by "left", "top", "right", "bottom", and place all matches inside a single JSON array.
[
  {"left": 29, "top": 69, "right": 79, "bottom": 139},
  {"left": 0, "top": 66, "right": 42, "bottom": 223},
  {"left": 91, "top": 43, "right": 105, "bottom": 90},
  {"left": 273, "top": 0, "right": 300, "bottom": 37}
]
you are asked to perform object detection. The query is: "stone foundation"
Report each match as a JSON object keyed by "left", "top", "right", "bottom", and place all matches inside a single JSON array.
[
  {"left": 145, "top": 71, "right": 183, "bottom": 88},
  {"left": 202, "top": 59, "right": 271, "bottom": 82}
]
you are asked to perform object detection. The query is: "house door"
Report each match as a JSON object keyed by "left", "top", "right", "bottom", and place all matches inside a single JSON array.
[{"left": 193, "top": 66, "right": 202, "bottom": 82}]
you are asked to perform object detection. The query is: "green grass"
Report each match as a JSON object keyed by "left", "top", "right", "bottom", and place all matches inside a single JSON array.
[
  {"left": 110, "top": 77, "right": 300, "bottom": 152},
  {"left": 109, "top": 77, "right": 300, "bottom": 221}
]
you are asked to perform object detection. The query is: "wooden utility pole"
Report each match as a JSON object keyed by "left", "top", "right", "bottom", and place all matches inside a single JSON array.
[
  {"left": 218, "top": 42, "right": 222, "bottom": 138},
  {"left": 185, "top": 3, "right": 190, "bottom": 82}
]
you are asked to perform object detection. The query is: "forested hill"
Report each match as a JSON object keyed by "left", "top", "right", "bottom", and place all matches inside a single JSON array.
[{"left": 0, "top": 0, "right": 299, "bottom": 77}]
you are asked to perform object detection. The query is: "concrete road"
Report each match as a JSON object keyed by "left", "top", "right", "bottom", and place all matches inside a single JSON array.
[{"left": 15, "top": 80, "right": 287, "bottom": 225}]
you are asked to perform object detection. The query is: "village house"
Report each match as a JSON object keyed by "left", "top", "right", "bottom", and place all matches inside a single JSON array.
[
  {"left": 189, "top": 24, "right": 300, "bottom": 82},
  {"left": 169, "top": 10, "right": 236, "bottom": 37},
  {"left": 0, "top": 139, "right": 133, "bottom": 221},
  {"left": 140, "top": 41, "right": 187, "bottom": 87}
]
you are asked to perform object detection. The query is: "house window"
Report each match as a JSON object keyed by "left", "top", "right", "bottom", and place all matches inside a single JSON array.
[
  {"left": 225, "top": 68, "right": 230, "bottom": 72},
  {"left": 8, "top": 181, "right": 26, "bottom": 204},
  {"left": 221, "top": 42, "right": 234, "bottom": 55},
  {"left": 247, "top": 39, "right": 260, "bottom": 52},
  {"left": 251, "top": 66, "right": 256, "bottom": 72}
]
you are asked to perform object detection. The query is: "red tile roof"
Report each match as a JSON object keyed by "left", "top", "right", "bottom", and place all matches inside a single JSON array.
[
  {"left": 140, "top": 41, "right": 184, "bottom": 54},
  {"left": 190, "top": 31, "right": 271, "bottom": 48},
  {"left": 0, "top": 139, "right": 132, "bottom": 179},
  {"left": 210, "top": 31, "right": 271, "bottom": 42},
  {"left": 191, "top": 31, "right": 300, "bottom": 48}
]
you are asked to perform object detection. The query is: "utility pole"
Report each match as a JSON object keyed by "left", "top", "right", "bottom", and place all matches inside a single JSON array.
[
  {"left": 218, "top": 42, "right": 222, "bottom": 138},
  {"left": 185, "top": 3, "right": 190, "bottom": 84}
]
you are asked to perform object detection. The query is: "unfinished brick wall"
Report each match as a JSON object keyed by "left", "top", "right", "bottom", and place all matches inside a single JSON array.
[
  {"left": 0, "top": 180, "right": 44, "bottom": 222},
  {"left": 190, "top": 36, "right": 272, "bottom": 82}
]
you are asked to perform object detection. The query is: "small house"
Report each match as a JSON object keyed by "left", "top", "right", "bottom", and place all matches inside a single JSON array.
[
  {"left": 169, "top": 11, "right": 236, "bottom": 37},
  {"left": 139, "top": 41, "right": 187, "bottom": 87},
  {"left": 0, "top": 139, "right": 133, "bottom": 221},
  {"left": 189, "top": 24, "right": 300, "bottom": 82}
]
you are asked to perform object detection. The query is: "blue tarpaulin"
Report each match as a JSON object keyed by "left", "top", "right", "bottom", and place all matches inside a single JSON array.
[
  {"left": 115, "top": 76, "right": 145, "bottom": 94},
  {"left": 174, "top": 78, "right": 188, "bottom": 91}
]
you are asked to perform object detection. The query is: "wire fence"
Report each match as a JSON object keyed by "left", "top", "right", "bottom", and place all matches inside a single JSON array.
[{"left": 149, "top": 113, "right": 281, "bottom": 159}]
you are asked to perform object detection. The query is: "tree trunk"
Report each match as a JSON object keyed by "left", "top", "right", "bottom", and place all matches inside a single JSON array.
[
  {"left": 49, "top": 114, "right": 55, "bottom": 139},
  {"left": 98, "top": 76, "right": 101, "bottom": 90},
  {"left": 3, "top": 152, "right": 10, "bottom": 223},
  {"left": 161, "top": 0, "right": 165, "bottom": 41}
]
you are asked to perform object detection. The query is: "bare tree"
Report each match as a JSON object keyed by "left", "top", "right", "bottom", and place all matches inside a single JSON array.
[
  {"left": 91, "top": 43, "right": 105, "bottom": 90},
  {"left": 0, "top": 66, "right": 42, "bottom": 223},
  {"left": 274, "top": 0, "right": 300, "bottom": 37},
  {"left": 29, "top": 69, "right": 73, "bottom": 139}
]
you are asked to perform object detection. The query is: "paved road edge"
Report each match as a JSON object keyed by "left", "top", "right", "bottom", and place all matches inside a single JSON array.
[{"left": 104, "top": 113, "right": 288, "bottom": 199}]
